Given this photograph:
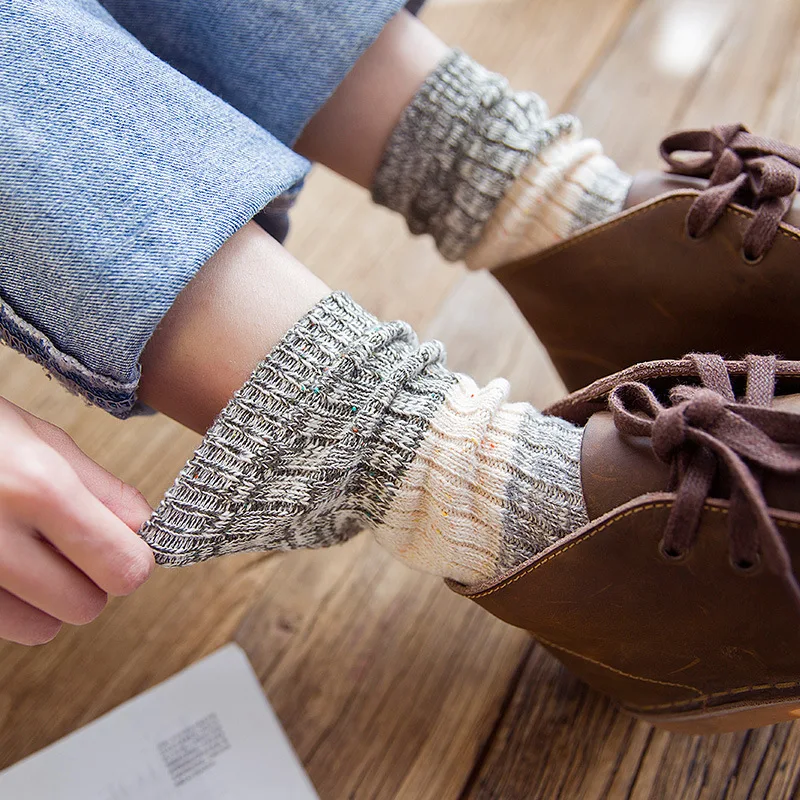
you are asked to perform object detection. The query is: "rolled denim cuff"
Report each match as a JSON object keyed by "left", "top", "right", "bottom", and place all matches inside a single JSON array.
[
  {"left": 0, "top": 299, "right": 142, "bottom": 417},
  {"left": 2, "top": 1, "right": 311, "bottom": 417}
]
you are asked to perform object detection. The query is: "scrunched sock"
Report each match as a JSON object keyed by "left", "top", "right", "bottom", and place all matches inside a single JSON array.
[
  {"left": 371, "top": 49, "right": 631, "bottom": 268},
  {"left": 140, "top": 293, "right": 587, "bottom": 586}
]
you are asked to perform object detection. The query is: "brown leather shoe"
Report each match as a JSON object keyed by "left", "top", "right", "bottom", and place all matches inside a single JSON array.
[
  {"left": 494, "top": 124, "right": 800, "bottom": 392},
  {"left": 449, "top": 353, "right": 800, "bottom": 733}
]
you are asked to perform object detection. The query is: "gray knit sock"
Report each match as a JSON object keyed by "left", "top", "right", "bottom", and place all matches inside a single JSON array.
[
  {"left": 140, "top": 293, "right": 587, "bottom": 585},
  {"left": 372, "top": 49, "right": 631, "bottom": 264}
]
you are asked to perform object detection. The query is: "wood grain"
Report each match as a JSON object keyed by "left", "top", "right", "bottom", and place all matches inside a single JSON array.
[{"left": 234, "top": 538, "right": 530, "bottom": 799}]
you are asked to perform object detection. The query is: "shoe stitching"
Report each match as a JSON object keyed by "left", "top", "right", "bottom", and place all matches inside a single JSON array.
[
  {"left": 535, "top": 633, "right": 703, "bottom": 696},
  {"left": 467, "top": 501, "right": 800, "bottom": 599},
  {"left": 494, "top": 192, "right": 800, "bottom": 279},
  {"left": 467, "top": 500, "right": 800, "bottom": 714},
  {"left": 467, "top": 501, "right": 671, "bottom": 598},
  {"left": 540, "top": 634, "right": 800, "bottom": 714}
]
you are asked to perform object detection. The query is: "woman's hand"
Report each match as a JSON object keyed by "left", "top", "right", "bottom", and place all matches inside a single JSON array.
[{"left": 0, "top": 398, "right": 154, "bottom": 645}]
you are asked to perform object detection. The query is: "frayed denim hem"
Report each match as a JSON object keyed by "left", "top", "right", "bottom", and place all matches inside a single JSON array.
[{"left": 0, "top": 295, "right": 143, "bottom": 419}]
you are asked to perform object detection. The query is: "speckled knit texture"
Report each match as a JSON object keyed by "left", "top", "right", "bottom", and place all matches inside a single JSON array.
[
  {"left": 372, "top": 49, "right": 575, "bottom": 261},
  {"left": 466, "top": 130, "right": 632, "bottom": 270},
  {"left": 140, "top": 293, "right": 587, "bottom": 585},
  {"left": 371, "top": 49, "right": 630, "bottom": 265}
]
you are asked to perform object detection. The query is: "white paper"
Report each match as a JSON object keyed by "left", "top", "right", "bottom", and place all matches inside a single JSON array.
[{"left": 0, "top": 644, "right": 319, "bottom": 800}]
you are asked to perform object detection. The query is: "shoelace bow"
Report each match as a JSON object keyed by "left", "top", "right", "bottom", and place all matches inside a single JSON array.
[
  {"left": 660, "top": 123, "right": 800, "bottom": 261},
  {"left": 609, "top": 354, "right": 800, "bottom": 609}
]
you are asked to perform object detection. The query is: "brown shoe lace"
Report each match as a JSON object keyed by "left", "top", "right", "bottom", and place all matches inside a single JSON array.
[
  {"left": 609, "top": 353, "right": 800, "bottom": 608},
  {"left": 660, "top": 124, "right": 800, "bottom": 261}
]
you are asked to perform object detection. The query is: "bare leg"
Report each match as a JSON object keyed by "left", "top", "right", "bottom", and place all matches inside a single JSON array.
[
  {"left": 294, "top": 10, "right": 447, "bottom": 189},
  {"left": 138, "top": 222, "right": 327, "bottom": 433}
]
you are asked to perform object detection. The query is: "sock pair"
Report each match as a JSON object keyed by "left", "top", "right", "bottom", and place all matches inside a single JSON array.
[{"left": 142, "top": 50, "right": 629, "bottom": 584}]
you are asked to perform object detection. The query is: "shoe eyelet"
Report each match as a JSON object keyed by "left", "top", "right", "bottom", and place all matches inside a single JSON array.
[
  {"left": 658, "top": 539, "right": 688, "bottom": 563},
  {"left": 741, "top": 248, "right": 764, "bottom": 266},
  {"left": 729, "top": 553, "right": 763, "bottom": 576}
]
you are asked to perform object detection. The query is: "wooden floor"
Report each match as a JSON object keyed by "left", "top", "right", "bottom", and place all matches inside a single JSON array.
[{"left": 3, "top": 0, "right": 800, "bottom": 796}]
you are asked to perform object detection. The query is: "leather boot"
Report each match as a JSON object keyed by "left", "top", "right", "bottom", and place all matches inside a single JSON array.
[
  {"left": 494, "top": 125, "right": 800, "bottom": 392},
  {"left": 449, "top": 353, "right": 800, "bottom": 733}
]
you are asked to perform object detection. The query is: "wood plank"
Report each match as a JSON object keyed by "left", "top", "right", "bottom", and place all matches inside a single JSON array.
[
  {"left": 464, "top": 644, "right": 800, "bottom": 799},
  {"left": 234, "top": 538, "right": 530, "bottom": 799},
  {"left": 287, "top": 175, "right": 457, "bottom": 331},
  {"left": 422, "top": 0, "right": 641, "bottom": 105},
  {"left": 571, "top": 0, "right": 749, "bottom": 170},
  {"left": 425, "top": 270, "right": 566, "bottom": 408},
  {"left": 463, "top": 648, "right": 646, "bottom": 799},
  {"left": 676, "top": 0, "right": 800, "bottom": 137},
  {"left": 760, "top": 37, "right": 800, "bottom": 142},
  {"left": 626, "top": 724, "right": 800, "bottom": 800}
]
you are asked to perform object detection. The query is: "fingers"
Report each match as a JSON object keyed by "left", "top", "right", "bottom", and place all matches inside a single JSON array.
[
  {"left": 0, "top": 400, "right": 157, "bottom": 647},
  {"left": 0, "top": 523, "right": 108, "bottom": 626},
  {"left": 20, "top": 457, "right": 155, "bottom": 597},
  {"left": 81, "top": 475, "right": 153, "bottom": 534},
  {"left": 14, "top": 404, "right": 153, "bottom": 531},
  {"left": 0, "top": 587, "right": 62, "bottom": 646}
]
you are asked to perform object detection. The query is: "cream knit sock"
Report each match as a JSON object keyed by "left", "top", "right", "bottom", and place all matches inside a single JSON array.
[
  {"left": 372, "top": 50, "right": 632, "bottom": 268},
  {"left": 466, "top": 128, "right": 632, "bottom": 270},
  {"left": 140, "top": 293, "right": 587, "bottom": 585}
]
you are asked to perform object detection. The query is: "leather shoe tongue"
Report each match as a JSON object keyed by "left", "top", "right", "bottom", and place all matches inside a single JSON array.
[
  {"left": 624, "top": 171, "right": 800, "bottom": 229},
  {"left": 580, "top": 395, "right": 800, "bottom": 521},
  {"left": 580, "top": 411, "right": 670, "bottom": 521},
  {"left": 623, "top": 171, "right": 707, "bottom": 210}
]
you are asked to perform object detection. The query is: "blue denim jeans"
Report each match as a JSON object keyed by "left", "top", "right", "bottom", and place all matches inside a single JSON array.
[{"left": 0, "top": 0, "right": 410, "bottom": 416}]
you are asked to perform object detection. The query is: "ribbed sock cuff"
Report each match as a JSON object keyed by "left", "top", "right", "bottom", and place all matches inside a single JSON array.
[
  {"left": 140, "top": 292, "right": 456, "bottom": 566},
  {"left": 372, "top": 49, "right": 577, "bottom": 262},
  {"left": 465, "top": 137, "right": 632, "bottom": 270},
  {"left": 572, "top": 155, "right": 632, "bottom": 232},
  {"left": 140, "top": 293, "right": 588, "bottom": 585},
  {"left": 376, "top": 374, "right": 587, "bottom": 585}
]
